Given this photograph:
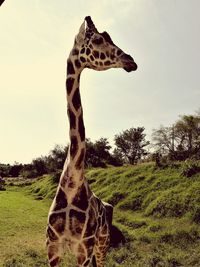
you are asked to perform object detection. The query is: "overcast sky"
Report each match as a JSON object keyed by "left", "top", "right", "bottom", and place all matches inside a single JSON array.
[{"left": 1, "top": 0, "right": 200, "bottom": 164}]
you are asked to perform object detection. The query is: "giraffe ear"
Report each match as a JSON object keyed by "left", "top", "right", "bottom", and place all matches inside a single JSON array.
[{"left": 75, "top": 21, "right": 86, "bottom": 44}]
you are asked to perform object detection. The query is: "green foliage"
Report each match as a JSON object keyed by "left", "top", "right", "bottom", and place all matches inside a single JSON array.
[
  {"left": 85, "top": 137, "right": 112, "bottom": 167},
  {"left": 45, "top": 144, "right": 68, "bottom": 172},
  {"left": 110, "top": 148, "right": 124, "bottom": 166},
  {"left": 181, "top": 160, "right": 200, "bottom": 177},
  {"left": 0, "top": 163, "right": 10, "bottom": 177},
  {"left": 20, "top": 163, "right": 40, "bottom": 178},
  {"left": 19, "top": 145, "right": 67, "bottom": 178},
  {"left": 9, "top": 163, "right": 23, "bottom": 177},
  {"left": 114, "top": 127, "right": 150, "bottom": 164},
  {"left": 0, "top": 176, "right": 5, "bottom": 190},
  {"left": 152, "top": 112, "right": 200, "bottom": 161}
]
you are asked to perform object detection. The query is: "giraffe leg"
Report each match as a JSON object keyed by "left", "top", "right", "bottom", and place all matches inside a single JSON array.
[
  {"left": 93, "top": 252, "right": 106, "bottom": 267},
  {"left": 73, "top": 242, "right": 94, "bottom": 267},
  {"left": 93, "top": 245, "right": 109, "bottom": 267},
  {"left": 47, "top": 240, "right": 63, "bottom": 267},
  {"left": 76, "top": 255, "right": 92, "bottom": 267}
]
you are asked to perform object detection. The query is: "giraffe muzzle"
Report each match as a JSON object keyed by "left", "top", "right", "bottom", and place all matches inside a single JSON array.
[
  {"left": 123, "top": 62, "right": 138, "bottom": 72},
  {"left": 121, "top": 53, "right": 137, "bottom": 72}
]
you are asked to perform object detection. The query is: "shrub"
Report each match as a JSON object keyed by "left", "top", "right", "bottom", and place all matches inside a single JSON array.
[
  {"left": 51, "top": 171, "right": 61, "bottom": 184},
  {"left": 181, "top": 160, "right": 200, "bottom": 177}
]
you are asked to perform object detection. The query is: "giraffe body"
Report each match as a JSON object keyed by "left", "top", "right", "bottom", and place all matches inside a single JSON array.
[{"left": 46, "top": 16, "right": 137, "bottom": 267}]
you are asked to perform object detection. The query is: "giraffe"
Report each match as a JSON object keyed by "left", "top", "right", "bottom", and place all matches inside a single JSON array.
[{"left": 46, "top": 16, "right": 137, "bottom": 267}]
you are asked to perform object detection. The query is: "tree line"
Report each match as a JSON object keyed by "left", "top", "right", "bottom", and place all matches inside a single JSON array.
[
  {"left": 0, "top": 110, "right": 199, "bottom": 178},
  {"left": 152, "top": 111, "right": 200, "bottom": 161}
]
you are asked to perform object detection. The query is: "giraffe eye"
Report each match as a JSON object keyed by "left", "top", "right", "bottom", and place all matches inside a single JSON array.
[{"left": 92, "top": 37, "right": 104, "bottom": 45}]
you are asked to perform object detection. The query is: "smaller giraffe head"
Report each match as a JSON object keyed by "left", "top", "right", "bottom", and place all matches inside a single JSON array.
[{"left": 74, "top": 16, "right": 137, "bottom": 72}]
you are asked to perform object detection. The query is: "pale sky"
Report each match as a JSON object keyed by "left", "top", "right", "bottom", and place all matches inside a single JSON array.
[{"left": 1, "top": 0, "right": 200, "bottom": 164}]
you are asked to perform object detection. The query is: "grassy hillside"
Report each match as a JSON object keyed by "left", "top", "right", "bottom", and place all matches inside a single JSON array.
[
  {"left": 1, "top": 161, "right": 200, "bottom": 266},
  {"left": 27, "top": 161, "right": 200, "bottom": 266}
]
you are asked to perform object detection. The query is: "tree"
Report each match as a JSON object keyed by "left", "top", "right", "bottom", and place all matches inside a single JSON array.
[
  {"left": 152, "top": 125, "right": 174, "bottom": 155},
  {"left": 0, "top": 176, "right": 5, "bottom": 191},
  {"left": 32, "top": 157, "right": 47, "bottom": 176},
  {"left": 114, "top": 127, "right": 150, "bottom": 165},
  {"left": 85, "top": 138, "right": 111, "bottom": 167},
  {"left": 46, "top": 144, "right": 68, "bottom": 172},
  {"left": 20, "top": 163, "right": 37, "bottom": 178},
  {"left": 152, "top": 113, "right": 200, "bottom": 160},
  {"left": 109, "top": 148, "right": 124, "bottom": 166},
  {"left": 0, "top": 163, "right": 10, "bottom": 177},
  {"left": 9, "top": 163, "right": 23, "bottom": 177},
  {"left": 175, "top": 115, "right": 200, "bottom": 156}
]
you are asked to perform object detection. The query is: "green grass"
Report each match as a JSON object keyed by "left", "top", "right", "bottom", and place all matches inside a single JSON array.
[
  {"left": 1, "top": 161, "right": 200, "bottom": 266},
  {"left": 0, "top": 189, "right": 48, "bottom": 266}
]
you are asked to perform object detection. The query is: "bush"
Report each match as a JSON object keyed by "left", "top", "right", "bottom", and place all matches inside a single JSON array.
[
  {"left": 181, "top": 160, "right": 200, "bottom": 177},
  {"left": 51, "top": 171, "right": 61, "bottom": 184},
  {"left": 0, "top": 177, "right": 6, "bottom": 191}
]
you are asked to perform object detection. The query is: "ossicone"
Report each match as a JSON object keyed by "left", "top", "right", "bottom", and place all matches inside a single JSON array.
[{"left": 85, "top": 16, "right": 97, "bottom": 32}]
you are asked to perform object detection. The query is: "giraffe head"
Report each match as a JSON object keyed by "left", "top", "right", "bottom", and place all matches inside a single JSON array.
[{"left": 74, "top": 16, "right": 137, "bottom": 72}]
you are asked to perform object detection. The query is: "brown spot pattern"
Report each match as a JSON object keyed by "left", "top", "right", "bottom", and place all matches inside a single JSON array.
[
  {"left": 54, "top": 188, "right": 68, "bottom": 210},
  {"left": 80, "top": 56, "right": 86, "bottom": 63},
  {"left": 67, "top": 60, "right": 75, "bottom": 75},
  {"left": 100, "top": 53, "right": 106, "bottom": 60},
  {"left": 47, "top": 226, "right": 58, "bottom": 241},
  {"left": 93, "top": 50, "right": 99, "bottom": 58},
  {"left": 49, "top": 212, "right": 66, "bottom": 234},
  {"left": 72, "top": 88, "right": 81, "bottom": 110},
  {"left": 78, "top": 115, "right": 85, "bottom": 141},
  {"left": 66, "top": 77, "right": 75, "bottom": 95},
  {"left": 104, "top": 60, "right": 111, "bottom": 66},
  {"left": 75, "top": 59, "right": 81, "bottom": 69},
  {"left": 72, "top": 184, "right": 88, "bottom": 210},
  {"left": 67, "top": 107, "right": 76, "bottom": 129},
  {"left": 70, "top": 135, "right": 78, "bottom": 158},
  {"left": 84, "top": 237, "right": 95, "bottom": 257},
  {"left": 84, "top": 208, "right": 97, "bottom": 237},
  {"left": 90, "top": 55, "right": 94, "bottom": 61},
  {"left": 69, "top": 209, "right": 86, "bottom": 236},
  {"left": 72, "top": 48, "right": 79, "bottom": 55},
  {"left": 75, "top": 148, "right": 85, "bottom": 169},
  {"left": 86, "top": 48, "right": 91, "bottom": 55}
]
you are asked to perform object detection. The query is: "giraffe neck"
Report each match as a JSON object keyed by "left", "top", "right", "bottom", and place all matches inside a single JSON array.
[
  {"left": 60, "top": 52, "right": 86, "bottom": 193},
  {"left": 67, "top": 55, "right": 85, "bottom": 158}
]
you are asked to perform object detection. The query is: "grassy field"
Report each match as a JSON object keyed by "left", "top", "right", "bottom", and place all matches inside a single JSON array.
[
  {"left": 1, "top": 161, "right": 200, "bottom": 266},
  {"left": 0, "top": 188, "right": 48, "bottom": 266}
]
